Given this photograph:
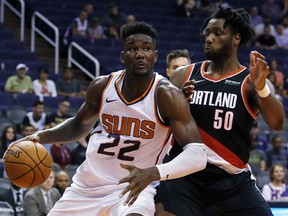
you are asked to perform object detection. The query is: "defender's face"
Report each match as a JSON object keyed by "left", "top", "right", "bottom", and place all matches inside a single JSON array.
[
  {"left": 121, "top": 34, "right": 158, "bottom": 76},
  {"left": 203, "top": 18, "right": 234, "bottom": 61}
]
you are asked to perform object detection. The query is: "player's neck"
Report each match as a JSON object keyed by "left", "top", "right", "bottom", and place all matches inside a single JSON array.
[{"left": 207, "top": 57, "right": 241, "bottom": 77}]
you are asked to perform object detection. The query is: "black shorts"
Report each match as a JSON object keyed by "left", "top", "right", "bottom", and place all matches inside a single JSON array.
[{"left": 155, "top": 164, "right": 273, "bottom": 216}]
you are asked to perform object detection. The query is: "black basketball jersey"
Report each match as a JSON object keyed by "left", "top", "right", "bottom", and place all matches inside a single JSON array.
[{"left": 186, "top": 61, "right": 257, "bottom": 174}]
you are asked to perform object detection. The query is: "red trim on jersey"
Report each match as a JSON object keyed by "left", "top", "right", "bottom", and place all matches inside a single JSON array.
[
  {"left": 116, "top": 71, "right": 155, "bottom": 105},
  {"left": 201, "top": 61, "right": 246, "bottom": 81},
  {"left": 242, "top": 75, "right": 257, "bottom": 119},
  {"left": 199, "top": 128, "right": 247, "bottom": 169},
  {"left": 184, "top": 64, "right": 195, "bottom": 83}
]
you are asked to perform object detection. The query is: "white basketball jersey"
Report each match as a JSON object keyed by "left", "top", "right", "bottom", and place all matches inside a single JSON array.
[{"left": 72, "top": 70, "right": 172, "bottom": 190}]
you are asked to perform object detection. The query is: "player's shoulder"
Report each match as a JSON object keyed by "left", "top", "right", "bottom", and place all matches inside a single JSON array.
[{"left": 170, "top": 64, "right": 194, "bottom": 88}]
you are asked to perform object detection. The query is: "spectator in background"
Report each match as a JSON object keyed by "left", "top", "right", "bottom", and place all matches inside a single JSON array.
[
  {"left": 261, "top": 0, "right": 283, "bottom": 23},
  {"left": 281, "top": 16, "right": 288, "bottom": 35},
  {"left": 166, "top": 49, "right": 191, "bottom": 78},
  {"left": 249, "top": 135, "right": 267, "bottom": 177},
  {"left": 255, "top": 25, "right": 278, "bottom": 49},
  {"left": 54, "top": 170, "right": 70, "bottom": 195},
  {"left": 71, "top": 136, "right": 88, "bottom": 166},
  {"left": 22, "top": 100, "right": 49, "bottom": 131},
  {"left": 33, "top": 67, "right": 57, "bottom": 101},
  {"left": 268, "top": 72, "right": 283, "bottom": 101},
  {"left": 255, "top": 16, "right": 276, "bottom": 36},
  {"left": 0, "top": 182, "right": 27, "bottom": 216},
  {"left": 87, "top": 17, "right": 105, "bottom": 42},
  {"left": 250, "top": 121, "right": 269, "bottom": 152},
  {"left": 0, "top": 125, "right": 16, "bottom": 177},
  {"left": 21, "top": 123, "right": 35, "bottom": 138},
  {"left": 176, "top": 0, "right": 196, "bottom": 17},
  {"left": 24, "top": 171, "right": 61, "bottom": 215},
  {"left": 82, "top": 3, "right": 94, "bottom": 22},
  {"left": 126, "top": 14, "right": 136, "bottom": 24},
  {"left": 262, "top": 164, "right": 288, "bottom": 201},
  {"left": 63, "top": 10, "right": 89, "bottom": 46},
  {"left": 50, "top": 143, "right": 72, "bottom": 169},
  {"left": 56, "top": 67, "right": 85, "bottom": 98},
  {"left": 4, "top": 63, "right": 33, "bottom": 95},
  {"left": 269, "top": 59, "right": 284, "bottom": 91},
  {"left": 47, "top": 99, "right": 72, "bottom": 128},
  {"left": 249, "top": 5, "right": 263, "bottom": 28},
  {"left": 101, "top": 2, "right": 126, "bottom": 36},
  {"left": 274, "top": 24, "right": 288, "bottom": 49},
  {"left": 266, "top": 135, "right": 288, "bottom": 169}
]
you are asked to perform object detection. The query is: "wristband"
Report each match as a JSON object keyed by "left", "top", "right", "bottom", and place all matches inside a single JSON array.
[{"left": 256, "top": 82, "right": 270, "bottom": 98}]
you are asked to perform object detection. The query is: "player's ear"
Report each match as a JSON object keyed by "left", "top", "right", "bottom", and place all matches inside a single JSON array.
[
  {"left": 233, "top": 33, "right": 240, "bottom": 47},
  {"left": 154, "top": 50, "right": 158, "bottom": 63},
  {"left": 120, "top": 51, "right": 125, "bottom": 64}
]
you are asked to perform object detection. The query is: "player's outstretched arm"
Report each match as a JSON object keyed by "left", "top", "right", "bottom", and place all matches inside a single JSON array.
[
  {"left": 118, "top": 80, "right": 207, "bottom": 206},
  {"left": 249, "top": 51, "right": 285, "bottom": 130},
  {"left": 4, "top": 76, "right": 109, "bottom": 158}
]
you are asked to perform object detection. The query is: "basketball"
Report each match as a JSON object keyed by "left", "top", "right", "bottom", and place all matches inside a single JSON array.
[{"left": 4, "top": 141, "right": 53, "bottom": 188}]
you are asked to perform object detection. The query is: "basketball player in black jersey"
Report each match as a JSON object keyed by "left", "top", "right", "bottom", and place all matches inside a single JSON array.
[{"left": 152, "top": 5, "right": 285, "bottom": 216}]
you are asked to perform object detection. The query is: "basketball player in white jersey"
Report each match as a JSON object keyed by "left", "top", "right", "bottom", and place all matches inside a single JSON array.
[{"left": 5, "top": 22, "right": 207, "bottom": 216}]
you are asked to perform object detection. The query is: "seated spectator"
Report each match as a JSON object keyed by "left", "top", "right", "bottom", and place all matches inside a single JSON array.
[
  {"left": 255, "top": 25, "right": 278, "bottom": 49},
  {"left": 266, "top": 135, "right": 288, "bottom": 169},
  {"left": 24, "top": 171, "right": 61, "bottom": 215},
  {"left": 33, "top": 67, "right": 57, "bottom": 101},
  {"left": 281, "top": 16, "right": 288, "bottom": 35},
  {"left": 0, "top": 182, "right": 27, "bottom": 215},
  {"left": 50, "top": 143, "right": 72, "bottom": 169},
  {"left": 87, "top": 17, "right": 105, "bottom": 41},
  {"left": 255, "top": 16, "right": 276, "bottom": 36},
  {"left": 268, "top": 72, "right": 283, "bottom": 101},
  {"left": 56, "top": 67, "right": 86, "bottom": 98},
  {"left": 0, "top": 125, "right": 16, "bottom": 177},
  {"left": 21, "top": 123, "right": 35, "bottom": 138},
  {"left": 22, "top": 100, "right": 49, "bottom": 131},
  {"left": 249, "top": 135, "right": 267, "bottom": 177},
  {"left": 82, "top": 3, "right": 94, "bottom": 22},
  {"left": 262, "top": 164, "right": 288, "bottom": 201},
  {"left": 274, "top": 24, "right": 288, "bottom": 49},
  {"left": 126, "top": 14, "right": 136, "bottom": 24},
  {"left": 54, "top": 170, "right": 70, "bottom": 195},
  {"left": 4, "top": 63, "right": 33, "bottom": 95},
  {"left": 47, "top": 99, "right": 72, "bottom": 128},
  {"left": 101, "top": 2, "right": 126, "bottom": 36},
  {"left": 249, "top": 5, "right": 263, "bottom": 28},
  {"left": 270, "top": 59, "right": 284, "bottom": 90},
  {"left": 261, "top": 0, "right": 283, "bottom": 23},
  {"left": 105, "top": 23, "right": 120, "bottom": 39},
  {"left": 250, "top": 122, "right": 269, "bottom": 152},
  {"left": 176, "top": 0, "right": 196, "bottom": 17},
  {"left": 63, "top": 9, "right": 89, "bottom": 46},
  {"left": 71, "top": 136, "right": 88, "bottom": 165}
]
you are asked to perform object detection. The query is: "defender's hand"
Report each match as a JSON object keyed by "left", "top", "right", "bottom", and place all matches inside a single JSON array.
[
  {"left": 249, "top": 51, "right": 270, "bottom": 90},
  {"left": 182, "top": 79, "right": 195, "bottom": 102},
  {"left": 118, "top": 163, "right": 160, "bottom": 206}
]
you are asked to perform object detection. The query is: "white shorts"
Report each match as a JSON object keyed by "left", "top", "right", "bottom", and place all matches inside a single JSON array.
[{"left": 48, "top": 184, "right": 156, "bottom": 216}]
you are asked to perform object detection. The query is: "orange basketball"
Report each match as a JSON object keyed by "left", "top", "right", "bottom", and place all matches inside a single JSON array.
[{"left": 4, "top": 141, "right": 52, "bottom": 188}]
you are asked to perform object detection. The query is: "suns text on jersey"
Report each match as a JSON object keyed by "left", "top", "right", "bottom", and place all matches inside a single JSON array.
[
  {"left": 190, "top": 91, "right": 237, "bottom": 108},
  {"left": 101, "top": 114, "right": 155, "bottom": 139}
]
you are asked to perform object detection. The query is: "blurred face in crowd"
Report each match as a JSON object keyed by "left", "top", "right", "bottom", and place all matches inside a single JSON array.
[
  {"left": 5, "top": 126, "right": 15, "bottom": 141},
  {"left": 166, "top": 57, "right": 190, "bottom": 77},
  {"left": 33, "top": 104, "right": 44, "bottom": 118},
  {"left": 40, "top": 171, "right": 55, "bottom": 191},
  {"left": 17, "top": 68, "right": 27, "bottom": 79},
  {"left": 22, "top": 125, "right": 35, "bottom": 137},
  {"left": 59, "top": 101, "right": 70, "bottom": 115},
  {"left": 54, "top": 171, "right": 70, "bottom": 190},
  {"left": 271, "top": 165, "right": 285, "bottom": 182}
]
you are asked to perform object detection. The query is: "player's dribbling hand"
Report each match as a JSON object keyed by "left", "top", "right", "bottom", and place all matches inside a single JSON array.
[
  {"left": 118, "top": 163, "right": 160, "bottom": 206},
  {"left": 182, "top": 79, "right": 195, "bottom": 102},
  {"left": 3, "top": 134, "right": 40, "bottom": 160},
  {"left": 249, "top": 51, "right": 270, "bottom": 90}
]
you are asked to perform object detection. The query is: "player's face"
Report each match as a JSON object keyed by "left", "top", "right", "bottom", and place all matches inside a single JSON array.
[
  {"left": 166, "top": 57, "right": 190, "bottom": 77},
  {"left": 202, "top": 18, "right": 234, "bottom": 61},
  {"left": 121, "top": 34, "right": 158, "bottom": 76}
]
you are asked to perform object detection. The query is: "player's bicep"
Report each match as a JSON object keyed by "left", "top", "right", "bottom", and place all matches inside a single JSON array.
[{"left": 158, "top": 83, "right": 201, "bottom": 147}]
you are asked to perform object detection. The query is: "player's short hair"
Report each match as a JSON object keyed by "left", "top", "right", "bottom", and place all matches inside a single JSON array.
[
  {"left": 200, "top": 4, "right": 255, "bottom": 45},
  {"left": 120, "top": 21, "right": 158, "bottom": 43},
  {"left": 166, "top": 49, "right": 191, "bottom": 68}
]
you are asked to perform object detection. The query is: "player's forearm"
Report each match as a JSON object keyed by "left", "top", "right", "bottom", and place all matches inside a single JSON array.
[
  {"left": 156, "top": 143, "right": 207, "bottom": 180},
  {"left": 36, "top": 117, "right": 91, "bottom": 144}
]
